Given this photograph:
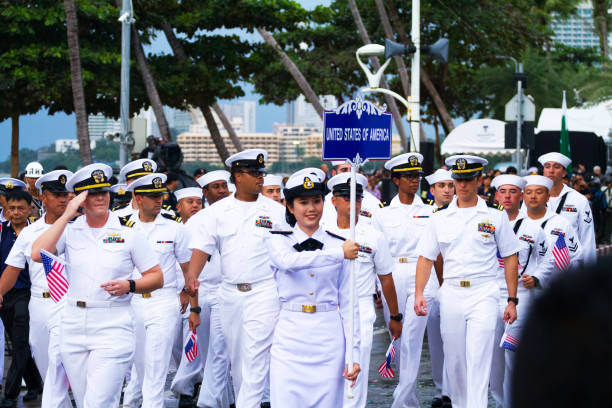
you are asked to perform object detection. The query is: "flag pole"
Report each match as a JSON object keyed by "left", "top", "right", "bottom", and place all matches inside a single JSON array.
[{"left": 346, "top": 154, "right": 359, "bottom": 398}]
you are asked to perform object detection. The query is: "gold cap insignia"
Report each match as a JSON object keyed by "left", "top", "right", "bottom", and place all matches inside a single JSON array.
[
  {"left": 152, "top": 177, "right": 163, "bottom": 189},
  {"left": 456, "top": 158, "right": 467, "bottom": 170},
  {"left": 91, "top": 169, "right": 105, "bottom": 184},
  {"left": 59, "top": 175, "right": 67, "bottom": 185},
  {"left": 117, "top": 187, "right": 126, "bottom": 195},
  {"left": 5, "top": 181, "right": 13, "bottom": 190},
  {"left": 409, "top": 155, "right": 419, "bottom": 167},
  {"left": 143, "top": 161, "right": 153, "bottom": 172},
  {"left": 303, "top": 176, "right": 314, "bottom": 189},
  {"left": 257, "top": 153, "right": 264, "bottom": 164}
]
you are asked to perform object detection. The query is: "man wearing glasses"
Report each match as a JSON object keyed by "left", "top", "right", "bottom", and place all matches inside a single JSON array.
[{"left": 185, "top": 149, "right": 287, "bottom": 408}]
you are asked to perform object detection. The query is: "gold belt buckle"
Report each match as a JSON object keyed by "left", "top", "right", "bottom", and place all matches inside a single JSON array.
[
  {"left": 460, "top": 280, "right": 471, "bottom": 287},
  {"left": 237, "top": 283, "right": 252, "bottom": 292},
  {"left": 302, "top": 304, "right": 316, "bottom": 313},
  {"left": 142, "top": 292, "right": 152, "bottom": 298},
  {"left": 42, "top": 291, "right": 51, "bottom": 299},
  {"left": 76, "top": 300, "right": 86, "bottom": 308},
  {"left": 398, "top": 257, "right": 408, "bottom": 263}
]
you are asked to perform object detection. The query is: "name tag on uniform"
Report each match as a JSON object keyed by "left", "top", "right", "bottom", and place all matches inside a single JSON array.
[
  {"left": 255, "top": 216, "right": 272, "bottom": 229},
  {"left": 477, "top": 221, "right": 495, "bottom": 234},
  {"left": 103, "top": 233, "right": 124, "bottom": 243}
]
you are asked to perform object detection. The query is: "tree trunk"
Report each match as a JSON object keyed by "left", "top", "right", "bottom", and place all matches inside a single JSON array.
[
  {"left": 433, "top": 114, "right": 443, "bottom": 166},
  {"left": 63, "top": 0, "right": 92, "bottom": 165},
  {"left": 593, "top": 0, "right": 610, "bottom": 57},
  {"left": 348, "top": 0, "right": 409, "bottom": 152},
  {"left": 10, "top": 115, "right": 19, "bottom": 178},
  {"left": 161, "top": 19, "right": 234, "bottom": 159},
  {"left": 201, "top": 105, "right": 230, "bottom": 165},
  {"left": 212, "top": 103, "right": 243, "bottom": 151},
  {"left": 256, "top": 27, "right": 325, "bottom": 118},
  {"left": 374, "top": 0, "right": 410, "bottom": 97},
  {"left": 385, "top": 0, "right": 455, "bottom": 134},
  {"left": 132, "top": 25, "right": 172, "bottom": 142}
]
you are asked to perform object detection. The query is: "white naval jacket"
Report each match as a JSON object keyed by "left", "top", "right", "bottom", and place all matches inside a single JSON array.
[{"left": 538, "top": 210, "right": 583, "bottom": 268}]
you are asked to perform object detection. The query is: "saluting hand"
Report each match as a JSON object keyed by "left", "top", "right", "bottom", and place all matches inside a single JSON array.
[
  {"left": 64, "top": 191, "right": 88, "bottom": 219},
  {"left": 342, "top": 240, "right": 359, "bottom": 259},
  {"left": 343, "top": 363, "right": 361, "bottom": 387}
]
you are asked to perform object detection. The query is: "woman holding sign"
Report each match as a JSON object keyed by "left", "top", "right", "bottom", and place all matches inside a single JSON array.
[{"left": 266, "top": 168, "right": 361, "bottom": 407}]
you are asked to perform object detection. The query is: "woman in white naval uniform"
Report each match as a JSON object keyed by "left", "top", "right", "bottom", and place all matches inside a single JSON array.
[
  {"left": 266, "top": 170, "right": 361, "bottom": 407},
  {"left": 32, "top": 163, "right": 164, "bottom": 408}
]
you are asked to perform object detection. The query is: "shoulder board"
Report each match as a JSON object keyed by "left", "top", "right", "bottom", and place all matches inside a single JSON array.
[
  {"left": 28, "top": 216, "right": 39, "bottom": 223},
  {"left": 325, "top": 230, "right": 346, "bottom": 241},
  {"left": 427, "top": 199, "right": 434, "bottom": 205},
  {"left": 162, "top": 212, "right": 182, "bottom": 223},
  {"left": 433, "top": 204, "right": 449, "bottom": 213},
  {"left": 112, "top": 203, "right": 128, "bottom": 211},
  {"left": 487, "top": 202, "right": 504, "bottom": 211},
  {"left": 119, "top": 216, "right": 135, "bottom": 228},
  {"left": 162, "top": 204, "right": 173, "bottom": 211},
  {"left": 270, "top": 230, "right": 293, "bottom": 235},
  {"left": 379, "top": 202, "right": 388, "bottom": 208}
]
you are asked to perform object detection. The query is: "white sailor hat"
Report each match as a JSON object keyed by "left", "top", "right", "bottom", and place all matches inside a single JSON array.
[
  {"left": 0, "top": 178, "right": 27, "bottom": 194},
  {"left": 127, "top": 173, "right": 167, "bottom": 196},
  {"left": 66, "top": 164, "right": 112, "bottom": 193},
  {"left": 119, "top": 159, "right": 157, "bottom": 182},
  {"left": 25, "top": 162, "right": 44, "bottom": 178},
  {"left": 35, "top": 170, "right": 73, "bottom": 193},
  {"left": 283, "top": 168, "right": 326, "bottom": 200},
  {"left": 263, "top": 174, "right": 283, "bottom": 187},
  {"left": 327, "top": 173, "right": 367, "bottom": 196},
  {"left": 197, "top": 170, "right": 230, "bottom": 188},
  {"left": 225, "top": 149, "right": 267, "bottom": 171},
  {"left": 175, "top": 187, "right": 203, "bottom": 201},
  {"left": 523, "top": 175, "right": 553, "bottom": 190},
  {"left": 492, "top": 174, "right": 526, "bottom": 190},
  {"left": 425, "top": 169, "right": 452, "bottom": 185},
  {"left": 331, "top": 160, "right": 348, "bottom": 167},
  {"left": 537, "top": 152, "right": 571, "bottom": 168},
  {"left": 384, "top": 153, "right": 424, "bottom": 174},
  {"left": 445, "top": 154, "right": 488, "bottom": 179},
  {"left": 527, "top": 166, "right": 538, "bottom": 175}
]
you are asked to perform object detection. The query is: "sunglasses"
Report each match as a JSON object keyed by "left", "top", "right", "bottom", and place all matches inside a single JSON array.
[
  {"left": 239, "top": 169, "right": 267, "bottom": 178},
  {"left": 396, "top": 173, "right": 421, "bottom": 179}
]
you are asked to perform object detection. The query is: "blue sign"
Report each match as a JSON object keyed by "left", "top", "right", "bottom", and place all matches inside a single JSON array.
[{"left": 322, "top": 99, "right": 392, "bottom": 161}]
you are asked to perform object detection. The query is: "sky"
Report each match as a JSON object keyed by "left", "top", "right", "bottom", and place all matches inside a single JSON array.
[{"left": 0, "top": 0, "right": 433, "bottom": 161}]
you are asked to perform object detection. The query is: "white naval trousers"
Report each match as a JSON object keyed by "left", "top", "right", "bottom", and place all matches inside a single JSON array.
[
  {"left": 426, "top": 297, "right": 447, "bottom": 398},
  {"left": 123, "top": 288, "right": 180, "bottom": 408},
  {"left": 270, "top": 309, "right": 345, "bottom": 408},
  {"left": 490, "top": 285, "right": 532, "bottom": 408},
  {"left": 219, "top": 279, "right": 279, "bottom": 408},
  {"left": 29, "top": 295, "right": 71, "bottom": 408},
  {"left": 343, "top": 296, "right": 376, "bottom": 408},
  {"left": 171, "top": 308, "right": 190, "bottom": 373},
  {"left": 60, "top": 301, "right": 135, "bottom": 408},
  {"left": 438, "top": 280, "right": 499, "bottom": 408},
  {"left": 197, "top": 299, "right": 234, "bottom": 408},
  {"left": 171, "top": 290, "right": 211, "bottom": 396}
]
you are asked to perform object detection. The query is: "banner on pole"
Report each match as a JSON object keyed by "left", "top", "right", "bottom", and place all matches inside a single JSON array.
[{"left": 322, "top": 99, "right": 392, "bottom": 161}]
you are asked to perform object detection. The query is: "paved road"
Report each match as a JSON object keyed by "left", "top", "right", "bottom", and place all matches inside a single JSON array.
[{"left": 5, "top": 307, "right": 495, "bottom": 407}]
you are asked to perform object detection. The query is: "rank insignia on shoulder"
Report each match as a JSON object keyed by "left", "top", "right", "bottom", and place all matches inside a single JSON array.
[
  {"left": 487, "top": 202, "right": 504, "bottom": 211},
  {"left": 28, "top": 216, "right": 38, "bottom": 223},
  {"left": 162, "top": 204, "right": 173, "bottom": 211},
  {"left": 359, "top": 210, "right": 372, "bottom": 218},
  {"left": 119, "top": 216, "right": 135, "bottom": 228},
  {"left": 433, "top": 204, "right": 449, "bottom": 213},
  {"left": 325, "top": 230, "right": 346, "bottom": 241},
  {"left": 255, "top": 216, "right": 272, "bottom": 229},
  {"left": 270, "top": 230, "right": 293, "bottom": 235},
  {"left": 427, "top": 199, "right": 434, "bottom": 205},
  {"left": 112, "top": 203, "right": 128, "bottom": 211},
  {"left": 162, "top": 213, "right": 182, "bottom": 223},
  {"left": 379, "top": 202, "right": 388, "bottom": 208}
]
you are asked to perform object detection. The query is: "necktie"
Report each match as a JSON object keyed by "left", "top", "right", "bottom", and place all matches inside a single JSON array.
[{"left": 293, "top": 238, "right": 324, "bottom": 252}]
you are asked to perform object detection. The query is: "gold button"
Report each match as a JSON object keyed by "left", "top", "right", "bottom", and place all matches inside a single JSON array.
[
  {"left": 310, "top": 273, "right": 315, "bottom": 277},
  {"left": 309, "top": 291, "right": 314, "bottom": 295}
]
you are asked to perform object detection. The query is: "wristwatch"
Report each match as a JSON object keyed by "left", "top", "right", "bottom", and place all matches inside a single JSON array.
[
  {"left": 507, "top": 297, "right": 519, "bottom": 305},
  {"left": 390, "top": 313, "right": 403, "bottom": 322},
  {"left": 190, "top": 306, "right": 202, "bottom": 314},
  {"left": 128, "top": 279, "right": 136, "bottom": 293}
]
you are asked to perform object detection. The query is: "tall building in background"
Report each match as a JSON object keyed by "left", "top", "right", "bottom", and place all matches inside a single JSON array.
[
  {"left": 286, "top": 95, "right": 338, "bottom": 131},
  {"left": 551, "top": 2, "right": 609, "bottom": 49},
  {"left": 218, "top": 101, "right": 256, "bottom": 133},
  {"left": 88, "top": 113, "right": 120, "bottom": 141}
]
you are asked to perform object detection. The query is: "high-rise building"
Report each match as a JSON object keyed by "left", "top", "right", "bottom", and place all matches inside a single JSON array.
[
  {"left": 286, "top": 95, "right": 338, "bottom": 130},
  {"left": 88, "top": 113, "right": 120, "bottom": 141},
  {"left": 218, "top": 101, "right": 256, "bottom": 134},
  {"left": 274, "top": 124, "right": 320, "bottom": 162},
  {"left": 551, "top": 2, "right": 609, "bottom": 50}
]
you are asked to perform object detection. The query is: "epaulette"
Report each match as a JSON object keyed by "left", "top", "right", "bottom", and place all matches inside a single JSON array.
[
  {"left": 379, "top": 202, "right": 388, "bottom": 208},
  {"left": 270, "top": 230, "right": 293, "bottom": 235},
  {"left": 112, "top": 203, "right": 128, "bottom": 211},
  {"left": 28, "top": 216, "right": 39, "bottom": 223},
  {"left": 119, "top": 216, "right": 135, "bottom": 228},
  {"left": 162, "top": 212, "right": 182, "bottom": 223},
  {"left": 433, "top": 204, "right": 449, "bottom": 213},
  {"left": 427, "top": 199, "right": 434, "bottom": 205},
  {"left": 487, "top": 202, "right": 504, "bottom": 211},
  {"left": 325, "top": 230, "right": 346, "bottom": 241},
  {"left": 162, "top": 204, "right": 174, "bottom": 211}
]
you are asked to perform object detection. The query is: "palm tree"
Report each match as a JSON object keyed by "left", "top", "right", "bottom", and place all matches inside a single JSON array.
[
  {"left": 63, "top": 0, "right": 92, "bottom": 165},
  {"left": 592, "top": 0, "right": 611, "bottom": 58}
]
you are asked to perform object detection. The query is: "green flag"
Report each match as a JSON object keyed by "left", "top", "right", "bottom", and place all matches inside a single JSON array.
[{"left": 560, "top": 90, "right": 572, "bottom": 173}]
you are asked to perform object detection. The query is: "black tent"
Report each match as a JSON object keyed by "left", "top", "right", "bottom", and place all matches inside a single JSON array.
[{"left": 529, "top": 131, "right": 607, "bottom": 171}]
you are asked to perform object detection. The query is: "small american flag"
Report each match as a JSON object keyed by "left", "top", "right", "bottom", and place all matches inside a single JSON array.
[
  {"left": 184, "top": 330, "right": 198, "bottom": 363},
  {"left": 377, "top": 343, "right": 395, "bottom": 378},
  {"left": 496, "top": 250, "right": 504, "bottom": 268},
  {"left": 552, "top": 233, "right": 570, "bottom": 271},
  {"left": 499, "top": 330, "right": 518, "bottom": 352},
  {"left": 40, "top": 249, "right": 69, "bottom": 303}
]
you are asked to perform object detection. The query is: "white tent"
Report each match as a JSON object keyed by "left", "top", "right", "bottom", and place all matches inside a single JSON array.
[
  {"left": 441, "top": 118, "right": 519, "bottom": 156},
  {"left": 536, "top": 100, "right": 612, "bottom": 141}
]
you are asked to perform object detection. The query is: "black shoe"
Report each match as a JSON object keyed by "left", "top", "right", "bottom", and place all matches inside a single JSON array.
[
  {"left": 22, "top": 389, "right": 41, "bottom": 402},
  {"left": 0, "top": 399, "right": 16, "bottom": 408},
  {"left": 261, "top": 403, "right": 271, "bottom": 408},
  {"left": 441, "top": 395, "right": 452, "bottom": 408},
  {"left": 178, "top": 394, "right": 195, "bottom": 408},
  {"left": 432, "top": 397, "right": 444, "bottom": 407}
]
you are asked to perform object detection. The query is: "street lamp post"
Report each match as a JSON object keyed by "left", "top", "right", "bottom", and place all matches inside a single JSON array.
[
  {"left": 118, "top": 0, "right": 135, "bottom": 168},
  {"left": 497, "top": 55, "right": 525, "bottom": 170}
]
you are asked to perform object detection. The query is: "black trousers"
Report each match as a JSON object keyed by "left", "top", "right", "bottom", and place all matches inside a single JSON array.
[{"left": 0, "top": 288, "right": 42, "bottom": 399}]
